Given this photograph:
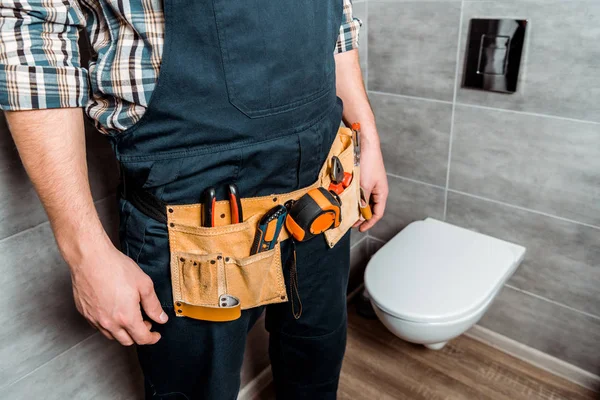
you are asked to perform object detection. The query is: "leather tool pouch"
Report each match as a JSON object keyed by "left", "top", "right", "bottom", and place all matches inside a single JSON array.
[{"left": 165, "top": 127, "right": 360, "bottom": 321}]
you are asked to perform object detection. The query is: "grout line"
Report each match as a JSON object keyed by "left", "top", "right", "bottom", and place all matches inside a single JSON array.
[
  {"left": 368, "top": 90, "right": 453, "bottom": 105},
  {"left": 368, "top": 235, "right": 386, "bottom": 244},
  {"left": 350, "top": 234, "right": 369, "bottom": 250},
  {"left": 466, "top": 325, "right": 600, "bottom": 392},
  {"left": 0, "top": 194, "right": 117, "bottom": 245},
  {"left": 347, "top": 282, "right": 366, "bottom": 303},
  {"left": 447, "top": 189, "right": 600, "bottom": 231},
  {"left": 443, "top": 0, "right": 465, "bottom": 221},
  {"left": 505, "top": 284, "right": 600, "bottom": 322},
  {"left": 0, "top": 332, "right": 99, "bottom": 391},
  {"left": 0, "top": 219, "right": 51, "bottom": 245},
  {"left": 238, "top": 366, "right": 273, "bottom": 400},
  {"left": 366, "top": 91, "right": 600, "bottom": 127},
  {"left": 386, "top": 172, "right": 446, "bottom": 190},
  {"left": 454, "top": 102, "right": 600, "bottom": 126}
]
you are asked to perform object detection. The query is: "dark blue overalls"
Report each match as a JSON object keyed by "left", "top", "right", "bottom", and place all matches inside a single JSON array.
[{"left": 110, "top": 0, "right": 349, "bottom": 398}]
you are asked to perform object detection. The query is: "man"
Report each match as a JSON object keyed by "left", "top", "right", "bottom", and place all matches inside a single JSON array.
[{"left": 0, "top": 0, "right": 388, "bottom": 398}]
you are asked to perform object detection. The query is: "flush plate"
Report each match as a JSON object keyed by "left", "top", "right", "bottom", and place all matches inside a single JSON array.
[{"left": 463, "top": 18, "right": 528, "bottom": 94}]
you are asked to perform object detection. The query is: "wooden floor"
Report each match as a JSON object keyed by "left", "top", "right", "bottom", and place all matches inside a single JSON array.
[{"left": 256, "top": 304, "right": 598, "bottom": 400}]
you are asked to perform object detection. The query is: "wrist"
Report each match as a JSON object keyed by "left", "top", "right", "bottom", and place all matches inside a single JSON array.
[
  {"left": 56, "top": 222, "right": 113, "bottom": 269},
  {"left": 359, "top": 124, "right": 381, "bottom": 149}
]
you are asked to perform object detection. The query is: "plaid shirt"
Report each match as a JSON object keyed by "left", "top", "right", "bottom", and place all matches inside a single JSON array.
[{"left": 0, "top": 0, "right": 361, "bottom": 135}]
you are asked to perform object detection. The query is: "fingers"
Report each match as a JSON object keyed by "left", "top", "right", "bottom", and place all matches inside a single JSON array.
[
  {"left": 139, "top": 277, "right": 168, "bottom": 325},
  {"left": 98, "top": 326, "right": 116, "bottom": 341},
  {"left": 359, "top": 201, "right": 383, "bottom": 232},
  {"left": 95, "top": 311, "right": 160, "bottom": 346},
  {"left": 125, "top": 313, "right": 161, "bottom": 345},
  {"left": 358, "top": 189, "right": 387, "bottom": 232},
  {"left": 86, "top": 319, "right": 116, "bottom": 341},
  {"left": 112, "top": 329, "right": 136, "bottom": 346}
]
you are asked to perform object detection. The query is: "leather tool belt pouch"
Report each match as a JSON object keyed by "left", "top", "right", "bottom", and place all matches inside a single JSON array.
[{"left": 165, "top": 127, "right": 360, "bottom": 321}]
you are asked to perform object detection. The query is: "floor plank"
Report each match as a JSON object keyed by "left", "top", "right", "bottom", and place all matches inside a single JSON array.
[{"left": 253, "top": 305, "right": 598, "bottom": 399}]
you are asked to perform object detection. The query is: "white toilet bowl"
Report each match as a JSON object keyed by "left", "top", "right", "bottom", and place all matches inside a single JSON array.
[{"left": 364, "top": 218, "right": 526, "bottom": 350}]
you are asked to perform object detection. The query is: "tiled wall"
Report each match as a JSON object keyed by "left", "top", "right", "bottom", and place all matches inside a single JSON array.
[{"left": 363, "top": 0, "right": 600, "bottom": 375}]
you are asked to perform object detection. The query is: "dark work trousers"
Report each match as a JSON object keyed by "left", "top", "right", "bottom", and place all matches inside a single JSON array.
[{"left": 109, "top": 0, "right": 349, "bottom": 398}]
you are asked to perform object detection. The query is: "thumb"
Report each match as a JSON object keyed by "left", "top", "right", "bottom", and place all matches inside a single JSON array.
[{"left": 139, "top": 281, "right": 168, "bottom": 324}]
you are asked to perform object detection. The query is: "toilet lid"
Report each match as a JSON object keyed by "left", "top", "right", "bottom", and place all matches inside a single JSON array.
[{"left": 364, "top": 218, "right": 526, "bottom": 323}]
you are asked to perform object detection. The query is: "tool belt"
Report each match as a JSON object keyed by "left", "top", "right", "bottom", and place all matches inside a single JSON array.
[{"left": 123, "top": 127, "right": 360, "bottom": 322}]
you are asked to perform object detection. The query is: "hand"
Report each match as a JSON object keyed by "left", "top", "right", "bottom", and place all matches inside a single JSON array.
[
  {"left": 67, "top": 236, "right": 168, "bottom": 346},
  {"left": 355, "top": 131, "right": 388, "bottom": 232}
]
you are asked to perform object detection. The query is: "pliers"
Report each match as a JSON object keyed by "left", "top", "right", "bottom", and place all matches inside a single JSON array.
[{"left": 202, "top": 183, "right": 243, "bottom": 227}]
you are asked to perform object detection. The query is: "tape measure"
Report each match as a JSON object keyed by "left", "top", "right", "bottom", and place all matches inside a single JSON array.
[{"left": 285, "top": 187, "right": 342, "bottom": 242}]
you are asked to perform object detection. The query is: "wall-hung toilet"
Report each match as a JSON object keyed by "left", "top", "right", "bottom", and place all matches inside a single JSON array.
[{"left": 364, "top": 218, "right": 526, "bottom": 350}]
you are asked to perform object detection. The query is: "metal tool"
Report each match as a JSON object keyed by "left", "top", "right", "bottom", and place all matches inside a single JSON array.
[
  {"left": 330, "top": 156, "right": 345, "bottom": 183},
  {"left": 352, "top": 122, "right": 372, "bottom": 220},
  {"left": 328, "top": 156, "right": 353, "bottom": 195},
  {"left": 202, "top": 187, "right": 217, "bottom": 227},
  {"left": 351, "top": 122, "right": 361, "bottom": 166},
  {"left": 228, "top": 183, "right": 243, "bottom": 224},
  {"left": 285, "top": 187, "right": 342, "bottom": 242},
  {"left": 250, "top": 205, "right": 287, "bottom": 254}
]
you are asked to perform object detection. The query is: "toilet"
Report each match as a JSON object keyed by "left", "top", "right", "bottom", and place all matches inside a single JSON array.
[{"left": 364, "top": 218, "right": 526, "bottom": 350}]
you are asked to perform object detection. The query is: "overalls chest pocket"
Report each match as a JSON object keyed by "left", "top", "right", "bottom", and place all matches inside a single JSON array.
[{"left": 212, "top": 0, "right": 342, "bottom": 118}]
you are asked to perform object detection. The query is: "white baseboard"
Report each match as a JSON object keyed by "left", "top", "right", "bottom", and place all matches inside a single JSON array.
[
  {"left": 238, "top": 366, "right": 273, "bottom": 400},
  {"left": 466, "top": 324, "right": 600, "bottom": 392}
]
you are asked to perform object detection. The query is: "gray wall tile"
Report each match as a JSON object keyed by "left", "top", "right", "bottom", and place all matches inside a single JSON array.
[
  {"left": 369, "top": 176, "right": 445, "bottom": 242},
  {"left": 457, "top": 1, "right": 600, "bottom": 122},
  {"left": 1, "top": 334, "right": 143, "bottom": 399},
  {"left": 368, "top": 1, "right": 461, "bottom": 101},
  {"left": 371, "top": 93, "right": 452, "bottom": 186},
  {"left": 446, "top": 192, "right": 600, "bottom": 318},
  {"left": 479, "top": 286, "right": 600, "bottom": 374},
  {"left": 0, "top": 222, "right": 95, "bottom": 386},
  {"left": 0, "top": 113, "right": 48, "bottom": 240},
  {"left": 351, "top": 228, "right": 367, "bottom": 247},
  {"left": 352, "top": 1, "right": 368, "bottom": 83},
  {"left": 368, "top": 237, "right": 385, "bottom": 256},
  {"left": 450, "top": 105, "right": 600, "bottom": 227},
  {"left": 0, "top": 112, "right": 120, "bottom": 240},
  {"left": 349, "top": 236, "right": 371, "bottom": 293},
  {"left": 0, "top": 198, "right": 120, "bottom": 387}
]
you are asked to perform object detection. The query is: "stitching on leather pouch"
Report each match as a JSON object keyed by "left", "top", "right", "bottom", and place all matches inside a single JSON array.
[
  {"left": 170, "top": 221, "right": 252, "bottom": 236},
  {"left": 226, "top": 248, "right": 275, "bottom": 266},
  {"left": 224, "top": 244, "right": 286, "bottom": 309},
  {"left": 169, "top": 222, "right": 183, "bottom": 302}
]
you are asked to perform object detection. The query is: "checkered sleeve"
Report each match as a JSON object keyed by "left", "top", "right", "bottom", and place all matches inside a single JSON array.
[
  {"left": 0, "top": 0, "right": 88, "bottom": 110},
  {"left": 335, "top": 0, "right": 362, "bottom": 54}
]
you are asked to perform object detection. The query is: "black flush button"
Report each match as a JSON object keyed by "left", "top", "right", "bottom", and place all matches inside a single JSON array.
[
  {"left": 463, "top": 19, "right": 528, "bottom": 94},
  {"left": 478, "top": 35, "right": 510, "bottom": 75}
]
